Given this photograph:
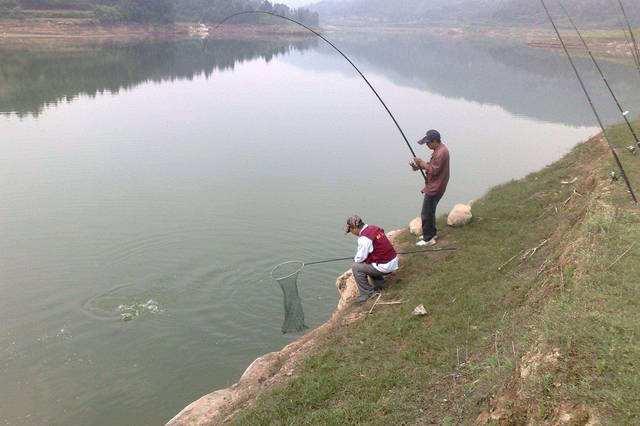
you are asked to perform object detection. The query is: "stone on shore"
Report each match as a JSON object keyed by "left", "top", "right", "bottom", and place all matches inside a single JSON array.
[
  {"left": 447, "top": 204, "right": 473, "bottom": 227},
  {"left": 409, "top": 217, "right": 422, "bottom": 236}
]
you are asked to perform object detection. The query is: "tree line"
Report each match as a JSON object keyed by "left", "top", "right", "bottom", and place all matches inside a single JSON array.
[
  {"left": 0, "top": 0, "right": 320, "bottom": 26},
  {"left": 175, "top": 0, "right": 319, "bottom": 26}
]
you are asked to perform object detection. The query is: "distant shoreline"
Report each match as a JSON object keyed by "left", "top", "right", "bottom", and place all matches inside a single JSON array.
[
  {"left": 1, "top": 18, "right": 637, "bottom": 62},
  {"left": 0, "top": 19, "right": 315, "bottom": 49},
  {"left": 321, "top": 24, "right": 639, "bottom": 60}
]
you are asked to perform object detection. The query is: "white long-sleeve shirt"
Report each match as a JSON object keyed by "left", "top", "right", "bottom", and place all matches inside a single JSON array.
[{"left": 354, "top": 225, "right": 399, "bottom": 273}]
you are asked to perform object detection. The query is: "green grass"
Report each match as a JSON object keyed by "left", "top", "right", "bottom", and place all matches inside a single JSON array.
[{"left": 231, "top": 121, "right": 640, "bottom": 424}]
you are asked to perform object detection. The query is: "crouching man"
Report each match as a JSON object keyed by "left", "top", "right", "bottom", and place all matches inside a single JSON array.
[{"left": 344, "top": 215, "right": 399, "bottom": 304}]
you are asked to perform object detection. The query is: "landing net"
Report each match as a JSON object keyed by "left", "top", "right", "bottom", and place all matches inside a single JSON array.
[{"left": 271, "top": 261, "right": 308, "bottom": 334}]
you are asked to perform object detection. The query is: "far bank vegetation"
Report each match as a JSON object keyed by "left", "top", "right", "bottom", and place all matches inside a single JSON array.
[{"left": 0, "top": 0, "right": 320, "bottom": 26}]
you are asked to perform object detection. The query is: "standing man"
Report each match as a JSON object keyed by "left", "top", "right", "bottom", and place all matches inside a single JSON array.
[
  {"left": 345, "top": 215, "right": 399, "bottom": 304},
  {"left": 410, "top": 129, "right": 450, "bottom": 247}
]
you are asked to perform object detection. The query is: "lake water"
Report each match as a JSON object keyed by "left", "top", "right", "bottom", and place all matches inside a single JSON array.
[{"left": 1, "top": 32, "right": 639, "bottom": 425}]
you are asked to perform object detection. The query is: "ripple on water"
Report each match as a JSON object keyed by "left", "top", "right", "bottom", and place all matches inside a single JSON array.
[
  {"left": 81, "top": 283, "right": 167, "bottom": 322},
  {"left": 79, "top": 223, "right": 337, "bottom": 354}
]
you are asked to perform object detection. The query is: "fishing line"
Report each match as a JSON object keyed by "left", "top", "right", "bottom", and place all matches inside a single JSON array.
[
  {"left": 209, "top": 11, "right": 427, "bottom": 182},
  {"left": 611, "top": 0, "right": 640, "bottom": 72},
  {"left": 540, "top": 0, "right": 638, "bottom": 204},
  {"left": 558, "top": 0, "right": 640, "bottom": 148}
]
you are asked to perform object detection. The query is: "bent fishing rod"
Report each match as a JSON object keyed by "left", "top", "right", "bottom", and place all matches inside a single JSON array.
[
  {"left": 558, "top": 0, "right": 640, "bottom": 149},
  {"left": 540, "top": 0, "right": 638, "bottom": 204},
  {"left": 208, "top": 11, "right": 428, "bottom": 182}
]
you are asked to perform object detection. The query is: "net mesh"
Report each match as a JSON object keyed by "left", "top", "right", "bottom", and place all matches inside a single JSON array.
[{"left": 271, "top": 261, "right": 308, "bottom": 334}]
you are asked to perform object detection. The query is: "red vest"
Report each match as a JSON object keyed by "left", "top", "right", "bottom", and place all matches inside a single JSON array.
[{"left": 361, "top": 225, "right": 397, "bottom": 265}]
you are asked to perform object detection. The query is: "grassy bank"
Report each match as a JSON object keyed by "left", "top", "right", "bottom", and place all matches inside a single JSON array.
[{"left": 228, "top": 122, "right": 640, "bottom": 424}]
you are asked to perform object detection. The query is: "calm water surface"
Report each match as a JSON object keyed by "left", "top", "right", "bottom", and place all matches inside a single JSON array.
[{"left": 1, "top": 33, "right": 638, "bottom": 424}]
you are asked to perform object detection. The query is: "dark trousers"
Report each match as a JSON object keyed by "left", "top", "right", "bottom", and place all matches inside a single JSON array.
[{"left": 421, "top": 193, "right": 442, "bottom": 241}]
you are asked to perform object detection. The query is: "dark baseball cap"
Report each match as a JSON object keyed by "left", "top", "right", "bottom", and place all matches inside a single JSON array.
[{"left": 418, "top": 129, "right": 441, "bottom": 145}]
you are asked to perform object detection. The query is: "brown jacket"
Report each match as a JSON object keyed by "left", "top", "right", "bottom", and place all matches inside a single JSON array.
[{"left": 418, "top": 143, "right": 450, "bottom": 197}]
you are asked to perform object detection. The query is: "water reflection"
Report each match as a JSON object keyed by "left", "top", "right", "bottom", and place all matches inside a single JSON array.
[
  {"left": 0, "top": 38, "right": 317, "bottom": 117},
  {"left": 2, "top": 34, "right": 637, "bottom": 126},
  {"left": 287, "top": 33, "right": 640, "bottom": 127}
]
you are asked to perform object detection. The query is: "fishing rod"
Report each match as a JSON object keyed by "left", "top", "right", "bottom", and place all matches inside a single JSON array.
[
  {"left": 208, "top": 11, "right": 428, "bottom": 182},
  {"left": 615, "top": 0, "right": 640, "bottom": 73},
  {"left": 304, "top": 247, "right": 457, "bottom": 266},
  {"left": 539, "top": 0, "right": 638, "bottom": 204},
  {"left": 610, "top": 0, "right": 640, "bottom": 72},
  {"left": 558, "top": 0, "right": 640, "bottom": 149}
]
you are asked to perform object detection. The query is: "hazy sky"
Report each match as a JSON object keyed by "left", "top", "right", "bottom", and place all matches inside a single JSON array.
[{"left": 281, "top": 0, "right": 314, "bottom": 7}]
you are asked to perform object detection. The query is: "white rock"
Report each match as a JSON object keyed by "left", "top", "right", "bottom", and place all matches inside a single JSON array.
[
  {"left": 412, "top": 304, "right": 427, "bottom": 316},
  {"left": 447, "top": 204, "right": 473, "bottom": 227},
  {"left": 409, "top": 217, "right": 422, "bottom": 236}
]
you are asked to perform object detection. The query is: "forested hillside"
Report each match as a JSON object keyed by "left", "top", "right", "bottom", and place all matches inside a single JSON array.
[
  {"left": 0, "top": 0, "right": 319, "bottom": 25},
  {"left": 175, "top": 0, "right": 319, "bottom": 25},
  {"left": 311, "top": 0, "right": 639, "bottom": 27}
]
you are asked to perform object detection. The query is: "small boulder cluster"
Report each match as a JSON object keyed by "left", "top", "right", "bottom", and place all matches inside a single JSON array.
[{"left": 410, "top": 203, "right": 473, "bottom": 236}]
